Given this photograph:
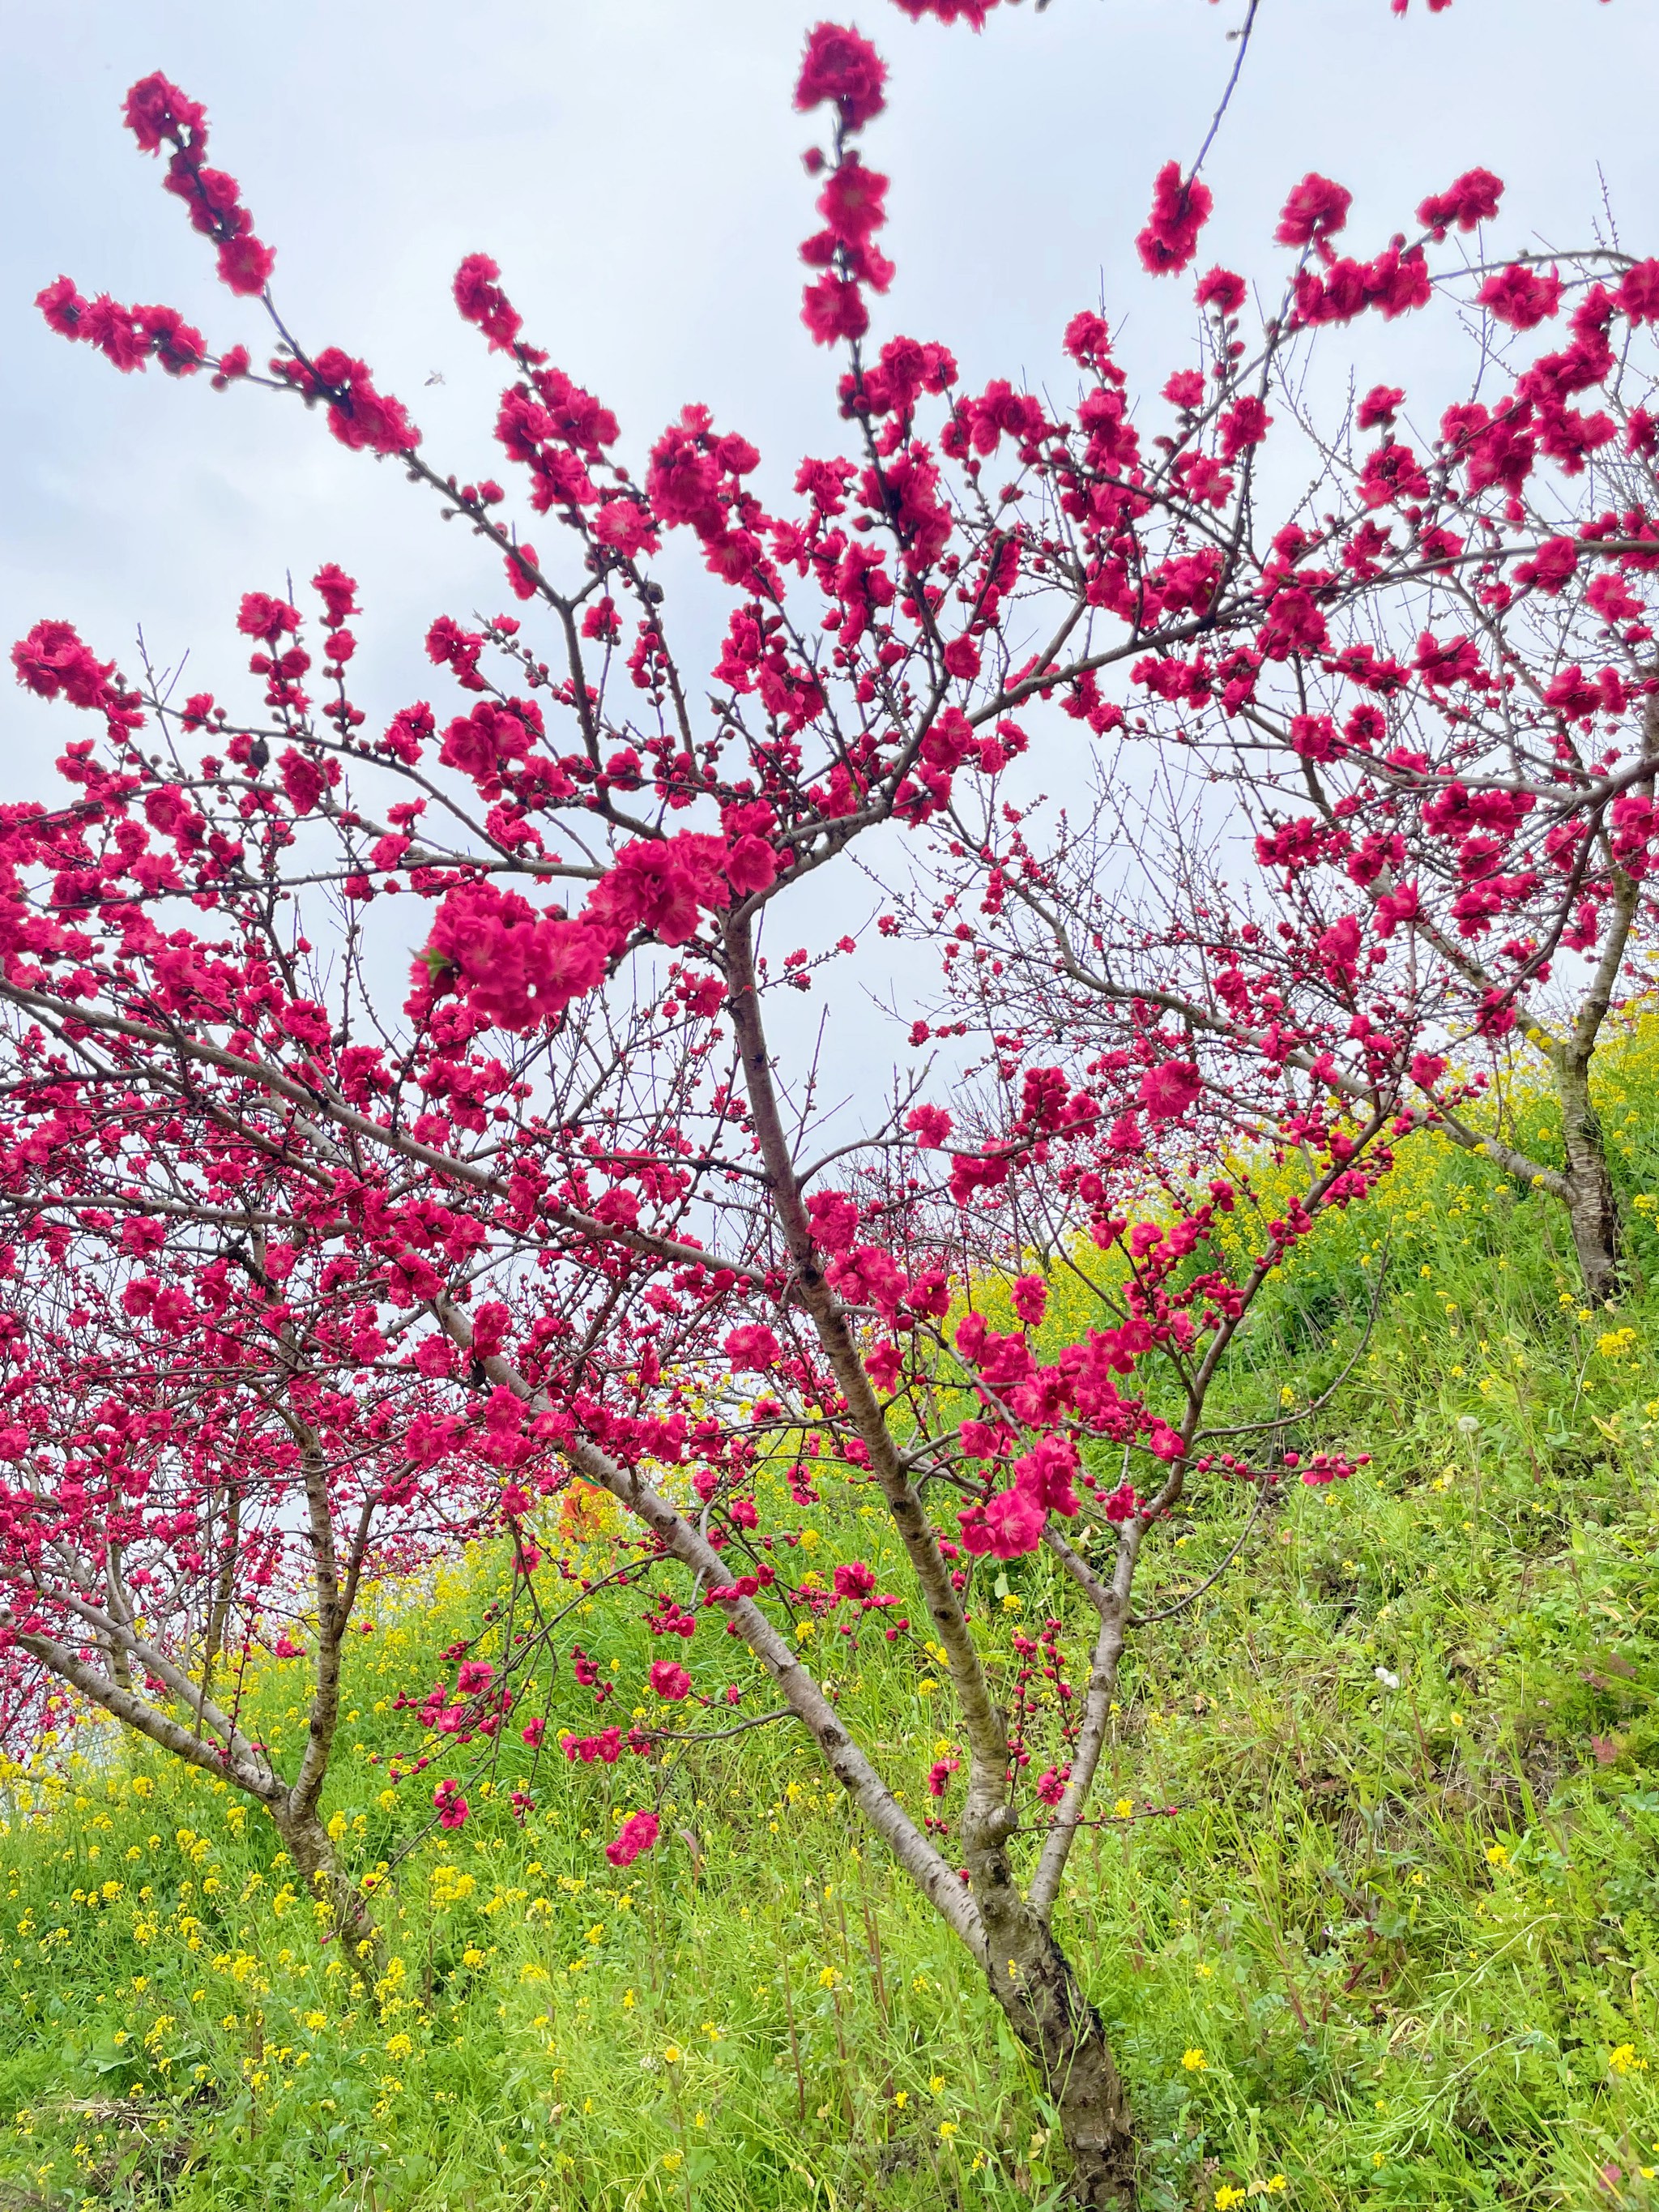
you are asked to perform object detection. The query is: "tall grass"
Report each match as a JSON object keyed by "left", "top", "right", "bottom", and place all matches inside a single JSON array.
[{"left": 2, "top": 1029, "right": 1657, "bottom": 2210}]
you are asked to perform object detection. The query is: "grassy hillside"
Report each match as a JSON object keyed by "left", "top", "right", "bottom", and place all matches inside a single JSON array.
[{"left": 2, "top": 1035, "right": 1658, "bottom": 2212}]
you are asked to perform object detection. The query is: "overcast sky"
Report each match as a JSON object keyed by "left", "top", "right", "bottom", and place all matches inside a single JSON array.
[
  {"left": 6, "top": 0, "right": 1657, "bottom": 762},
  {"left": 3, "top": 0, "right": 1657, "bottom": 1092}
]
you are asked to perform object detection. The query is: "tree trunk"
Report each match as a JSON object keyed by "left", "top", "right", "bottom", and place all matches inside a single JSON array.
[
  {"left": 966, "top": 1813, "right": 1136, "bottom": 2206},
  {"left": 1555, "top": 1056, "right": 1624, "bottom": 1304},
  {"left": 271, "top": 1802, "right": 385, "bottom": 1983},
  {"left": 984, "top": 1907, "right": 1137, "bottom": 2206}
]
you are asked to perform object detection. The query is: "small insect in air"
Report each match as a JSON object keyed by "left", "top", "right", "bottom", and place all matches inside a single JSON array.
[{"left": 425, "top": 370, "right": 446, "bottom": 386}]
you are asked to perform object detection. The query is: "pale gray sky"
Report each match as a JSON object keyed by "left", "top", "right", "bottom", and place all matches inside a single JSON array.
[
  {"left": 6, "top": 0, "right": 1654, "bottom": 788},
  {"left": 2, "top": 0, "right": 1655, "bottom": 1114}
]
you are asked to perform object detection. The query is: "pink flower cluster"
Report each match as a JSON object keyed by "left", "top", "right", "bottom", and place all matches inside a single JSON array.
[
  {"left": 795, "top": 24, "right": 896, "bottom": 348},
  {"left": 453, "top": 252, "right": 525, "bottom": 355},
  {"left": 604, "top": 1810, "right": 660, "bottom": 1868},
  {"left": 410, "top": 827, "right": 785, "bottom": 1036},
  {"left": 412, "top": 882, "right": 610, "bottom": 1035},
  {"left": 1137, "top": 161, "right": 1214, "bottom": 278},
  {"left": 35, "top": 75, "right": 422, "bottom": 459},
  {"left": 273, "top": 346, "right": 421, "bottom": 458},
  {"left": 123, "top": 71, "right": 275, "bottom": 295},
  {"left": 649, "top": 1660, "right": 692, "bottom": 1701},
  {"left": 957, "top": 1433, "right": 1089, "bottom": 1561},
  {"left": 562, "top": 1725, "right": 624, "bottom": 1762},
  {"left": 34, "top": 277, "right": 206, "bottom": 378},
  {"left": 433, "top": 1777, "right": 469, "bottom": 1829},
  {"left": 795, "top": 23, "right": 887, "bottom": 129}
]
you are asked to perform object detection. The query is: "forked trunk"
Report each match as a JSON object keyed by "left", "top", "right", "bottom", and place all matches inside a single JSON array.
[
  {"left": 1555, "top": 1056, "right": 1624, "bottom": 1304},
  {"left": 271, "top": 1803, "right": 385, "bottom": 1983},
  {"left": 975, "top": 1855, "right": 1137, "bottom": 2205}
]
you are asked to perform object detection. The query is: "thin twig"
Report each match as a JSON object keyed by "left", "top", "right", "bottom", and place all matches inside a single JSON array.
[
  {"left": 639, "top": 1706, "right": 795, "bottom": 1745},
  {"left": 1191, "top": 0, "right": 1263, "bottom": 179},
  {"left": 1130, "top": 1479, "right": 1275, "bottom": 1627}
]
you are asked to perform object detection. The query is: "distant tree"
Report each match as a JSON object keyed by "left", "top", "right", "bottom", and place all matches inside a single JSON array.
[
  {"left": 925, "top": 186, "right": 1659, "bottom": 1306},
  {"left": 0, "top": 1181, "right": 499, "bottom": 1962}
]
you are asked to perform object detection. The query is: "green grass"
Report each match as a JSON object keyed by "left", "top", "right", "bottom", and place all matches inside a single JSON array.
[{"left": 3, "top": 1041, "right": 1659, "bottom": 2210}]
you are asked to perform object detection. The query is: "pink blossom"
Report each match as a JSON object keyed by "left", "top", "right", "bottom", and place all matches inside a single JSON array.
[
  {"left": 890, "top": 0, "right": 996, "bottom": 19},
  {"left": 1479, "top": 263, "right": 1562, "bottom": 331},
  {"left": 123, "top": 72, "right": 207, "bottom": 156},
  {"left": 585, "top": 835, "right": 725, "bottom": 947},
  {"left": 311, "top": 563, "right": 358, "bottom": 626},
  {"left": 958, "top": 1484, "right": 1047, "bottom": 1560},
  {"left": 1274, "top": 173, "right": 1352, "bottom": 250},
  {"left": 1013, "top": 1436, "right": 1080, "bottom": 1517},
  {"left": 795, "top": 23, "right": 887, "bottom": 131},
  {"left": 806, "top": 1189, "right": 859, "bottom": 1250},
  {"left": 563, "top": 1727, "right": 624, "bottom": 1764},
  {"left": 905, "top": 1104, "right": 953, "bottom": 1148},
  {"left": 724, "top": 1324, "right": 782, "bottom": 1371},
  {"left": 1195, "top": 267, "right": 1246, "bottom": 314},
  {"left": 215, "top": 233, "right": 275, "bottom": 296},
  {"left": 1619, "top": 260, "right": 1659, "bottom": 324},
  {"left": 453, "top": 253, "right": 523, "bottom": 352},
  {"left": 11, "top": 621, "right": 118, "bottom": 710},
  {"left": 1137, "top": 1060, "right": 1202, "bottom": 1121},
  {"left": 1136, "top": 162, "right": 1213, "bottom": 277},
  {"left": 308, "top": 352, "right": 420, "bottom": 455},
  {"left": 865, "top": 1339, "right": 902, "bottom": 1391},
  {"left": 727, "top": 835, "right": 779, "bottom": 895},
  {"left": 1356, "top": 383, "right": 1403, "bottom": 430},
  {"left": 35, "top": 275, "right": 87, "bottom": 339},
  {"left": 237, "top": 591, "right": 300, "bottom": 644},
  {"left": 802, "top": 275, "right": 870, "bottom": 348},
  {"left": 818, "top": 156, "right": 889, "bottom": 246},
  {"left": 413, "top": 882, "right": 610, "bottom": 1033},
  {"left": 605, "top": 1810, "right": 660, "bottom": 1868},
  {"left": 1415, "top": 167, "right": 1503, "bottom": 241},
  {"left": 594, "top": 498, "right": 659, "bottom": 560}
]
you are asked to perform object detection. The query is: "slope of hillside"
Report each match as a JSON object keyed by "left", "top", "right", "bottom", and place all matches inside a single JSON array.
[{"left": 2, "top": 1038, "right": 1657, "bottom": 2211}]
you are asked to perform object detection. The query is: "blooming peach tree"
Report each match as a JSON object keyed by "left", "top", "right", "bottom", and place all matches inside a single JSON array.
[
  {"left": 4, "top": 6, "right": 1592, "bottom": 2198},
  {"left": 0, "top": 1160, "right": 503, "bottom": 1958},
  {"left": 924, "top": 182, "right": 1659, "bottom": 1307}
]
